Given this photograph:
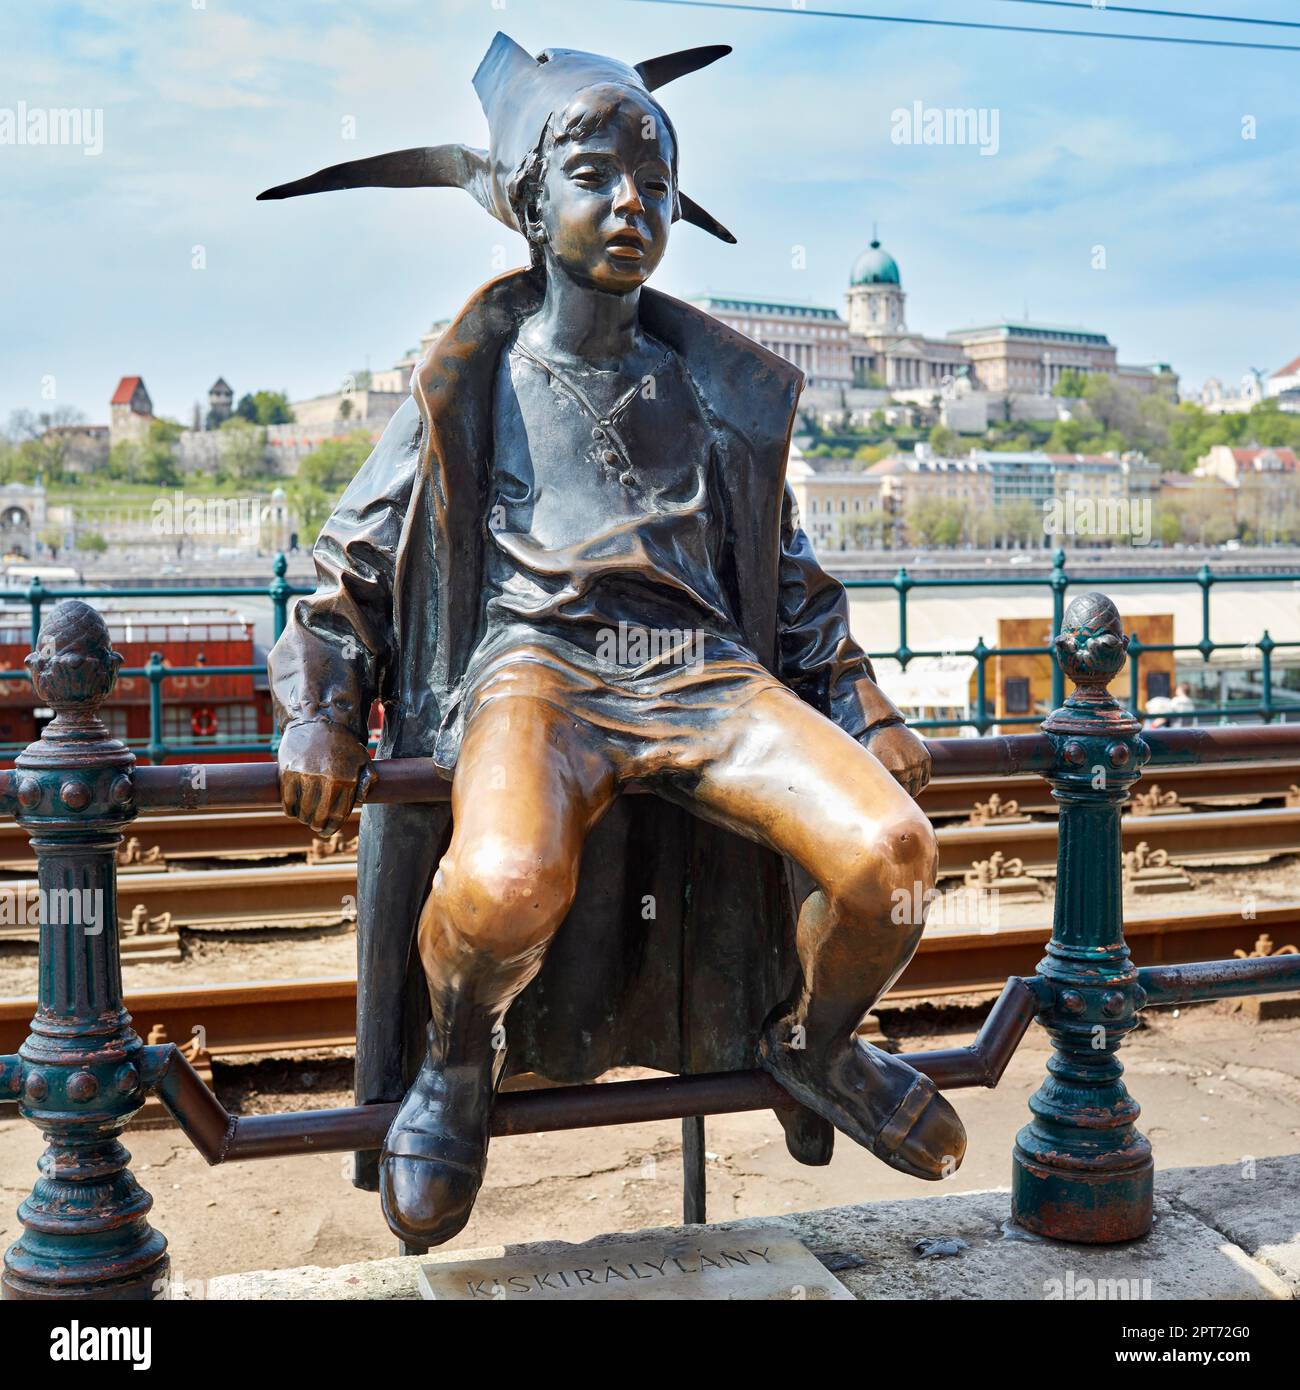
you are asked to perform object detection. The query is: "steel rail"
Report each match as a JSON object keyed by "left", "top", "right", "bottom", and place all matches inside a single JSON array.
[
  {"left": 0, "top": 757, "right": 1291, "bottom": 870},
  {"left": 4, "top": 803, "right": 1295, "bottom": 944},
  {"left": 6, "top": 903, "right": 1295, "bottom": 1058},
  {"left": 0, "top": 861, "right": 358, "bottom": 941},
  {"left": 935, "top": 805, "right": 1300, "bottom": 877},
  {"left": 919, "top": 758, "right": 1300, "bottom": 820}
]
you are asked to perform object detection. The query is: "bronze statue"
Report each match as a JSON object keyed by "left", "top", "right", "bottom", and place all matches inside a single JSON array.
[{"left": 262, "top": 32, "right": 964, "bottom": 1248}]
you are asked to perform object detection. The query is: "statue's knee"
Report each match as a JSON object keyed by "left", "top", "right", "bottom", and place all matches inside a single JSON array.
[
  {"left": 429, "top": 840, "right": 576, "bottom": 956},
  {"left": 830, "top": 811, "right": 938, "bottom": 923},
  {"left": 881, "top": 811, "right": 939, "bottom": 887}
]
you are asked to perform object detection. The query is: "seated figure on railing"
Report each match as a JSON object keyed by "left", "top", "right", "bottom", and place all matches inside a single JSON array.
[{"left": 260, "top": 32, "right": 963, "bottom": 1247}]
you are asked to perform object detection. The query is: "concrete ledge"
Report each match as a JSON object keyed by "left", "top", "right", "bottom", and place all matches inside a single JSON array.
[{"left": 208, "top": 1155, "right": 1299, "bottom": 1301}]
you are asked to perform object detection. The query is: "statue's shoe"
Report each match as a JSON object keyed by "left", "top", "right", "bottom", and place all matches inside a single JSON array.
[
  {"left": 758, "top": 1021, "right": 966, "bottom": 1182},
  {"left": 379, "top": 1064, "right": 492, "bottom": 1248}
]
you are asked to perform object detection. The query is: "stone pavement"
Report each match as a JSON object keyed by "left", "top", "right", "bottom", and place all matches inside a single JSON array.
[{"left": 209, "top": 1153, "right": 1299, "bottom": 1300}]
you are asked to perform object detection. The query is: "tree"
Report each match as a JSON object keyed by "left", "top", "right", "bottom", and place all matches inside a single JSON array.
[
  {"left": 1150, "top": 508, "right": 1181, "bottom": 546},
  {"left": 4, "top": 406, "right": 92, "bottom": 483},
  {"left": 39, "top": 525, "right": 65, "bottom": 559},
  {"left": 75, "top": 531, "right": 108, "bottom": 554},
  {"left": 967, "top": 508, "right": 1003, "bottom": 549},
  {"left": 852, "top": 441, "right": 892, "bottom": 466},
  {"left": 236, "top": 390, "right": 294, "bottom": 426},
  {"left": 285, "top": 480, "right": 332, "bottom": 547},
  {"left": 851, "top": 511, "right": 894, "bottom": 549},
  {"left": 1052, "top": 369, "right": 1089, "bottom": 399},
  {"left": 297, "top": 431, "right": 374, "bottom": 492},
  {"left": 136, "top": 419, "right": 183, "bottom": 487},
  {"left": 904, "top": 495, "right": 965, "bottom": 548},
  {"left": 98, "top": 418, "right": 181, "bottom": 485},
  {"left": 927, "top": 423, "right": 959, "bottom": 456},
  {"left": 999, "top": 500, "right": 1041, "bottom": 547},
  {"left": 218, "top": 416, "right": 269, "bottom": 481}
]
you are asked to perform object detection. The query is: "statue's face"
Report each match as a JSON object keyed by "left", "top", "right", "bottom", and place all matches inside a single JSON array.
[{"left": 535, "top": 88, "right": 675, "bottom": 293}]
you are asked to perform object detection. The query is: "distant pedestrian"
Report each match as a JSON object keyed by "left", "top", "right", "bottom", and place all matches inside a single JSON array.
[{"left": 1170, "top": 683, "right": 1196, "bottom": 726}]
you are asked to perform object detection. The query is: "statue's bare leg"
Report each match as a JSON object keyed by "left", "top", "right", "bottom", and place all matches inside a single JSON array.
[
  {"left": 670, "top": 683, "right": 966, "bottom": 1180},
  {"left": 379, "top": 696, "right": 615, "bottom": 1247}
]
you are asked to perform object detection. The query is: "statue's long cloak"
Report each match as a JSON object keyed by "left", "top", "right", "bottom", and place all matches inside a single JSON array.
[{"left": 267, "top": 268, "right": 902, "bottom": 1188}]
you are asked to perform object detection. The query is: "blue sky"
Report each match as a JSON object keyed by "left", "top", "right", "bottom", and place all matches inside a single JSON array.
[{"left": 2, "top": 0, "right": 1297, "bottom": 424}]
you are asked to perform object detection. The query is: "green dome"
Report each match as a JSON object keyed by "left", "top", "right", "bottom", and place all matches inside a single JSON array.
[{"left": 851, "top": 238, "right": 900, "bottom": 286}]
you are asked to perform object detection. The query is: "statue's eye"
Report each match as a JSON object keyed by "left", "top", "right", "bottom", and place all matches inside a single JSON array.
[
  {"left": 643, "top": 177, "right": 669, "bottom": 197},
  {"left": 571, "top": 165, "right": 603, "bottom": 185}
]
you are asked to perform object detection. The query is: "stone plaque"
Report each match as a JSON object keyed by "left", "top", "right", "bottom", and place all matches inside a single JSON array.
[{"left": 418, "top": 1226, "right": 853, "bottom": 1301}]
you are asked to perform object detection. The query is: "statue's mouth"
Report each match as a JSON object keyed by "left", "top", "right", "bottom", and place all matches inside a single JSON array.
[{"left": 606, "top": 230, "right": 647, "bottom": 261}]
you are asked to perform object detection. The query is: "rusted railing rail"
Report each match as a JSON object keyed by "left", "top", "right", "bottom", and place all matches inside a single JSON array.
[{"left": 2, "top": 590, "right": 1299, "bottom": 1299}]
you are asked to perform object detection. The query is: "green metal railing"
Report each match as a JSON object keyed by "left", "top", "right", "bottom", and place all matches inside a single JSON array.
[
  {"left": 845, "top": 548, "right": 1300, "bottom": 731},
  {"left": 0, "top": 550, "right": 1297, "bottom": 758}
]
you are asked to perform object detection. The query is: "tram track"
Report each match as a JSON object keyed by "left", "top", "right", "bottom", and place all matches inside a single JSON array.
[
  {"left": 1, "top": 801, "right": 1296, "bottom": 945},
  {"left": 0, "top": 759, "right": 1293, "bottom": 872},
  {"left": 2, "top": 903, "right": 1296, "bottom": 1061}
]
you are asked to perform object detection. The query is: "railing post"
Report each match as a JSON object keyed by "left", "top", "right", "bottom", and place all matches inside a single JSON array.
[
  {"left": 146, "top": 650, "right": 166, "bottom": 765},
  {"left": 973, "top": 636, "right": 990, "bottom": 734},
  {"left": 1, "top": 601, "right": 167, "bottom": 1300},
  {"left": 893, "top": 565, "right": 912, "bottom": 667},
  {"left": 1049, "top": 547, "right": 1068, "bottom": 710},
  {"left": 1012, "top": 591, "right": 1153, "bottom": 1243},
  {"left": 269, "top": 554, "right": 292, "bottom": 756},
  {"left": 26, "top": 577, "right": 44, "bottom": 656},
  {"left": 269, "top": 552, "right": 290, "bottom": 642},
  {"left": 1259, "top": 631, "right": 1274, "bottom": 724},
  {"left": 1127, "top": 631, "right": 1143, "bottom": 715}
]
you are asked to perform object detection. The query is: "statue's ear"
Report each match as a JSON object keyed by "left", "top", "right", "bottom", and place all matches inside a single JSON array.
[{"left": 520, "top": 178, "right": 548, "bottom": 249}]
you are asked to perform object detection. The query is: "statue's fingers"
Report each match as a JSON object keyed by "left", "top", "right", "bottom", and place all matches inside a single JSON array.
[
  {"left": 280, "top": 770, "right": 302, "bottom": 820},
  {"left": 316, "top": 783, "right": 354, "bottom": 837},
  {"left": 297, "top": 779, "right": 323, "bottom": 831}
]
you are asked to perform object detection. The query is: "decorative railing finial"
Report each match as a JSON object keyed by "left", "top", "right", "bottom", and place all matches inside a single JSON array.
[
  {"left": 25, "top": 601, "right": 122, "bottom": 741},
  {"left": 1044, "top": 591, "right": 1137, "bottom": 735}
]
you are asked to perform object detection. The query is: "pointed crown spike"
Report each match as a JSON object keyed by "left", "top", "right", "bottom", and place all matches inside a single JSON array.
[{"left": 258, "top": 31, "right": 735, "bottom": 242}]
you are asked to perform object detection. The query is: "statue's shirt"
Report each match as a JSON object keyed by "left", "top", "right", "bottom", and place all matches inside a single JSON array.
[
  {"left": 438, "top": 333, "right": 758, "bottom": 762},
  {"left": 481, "top": 333, "right": 749, "bottom": 664}
]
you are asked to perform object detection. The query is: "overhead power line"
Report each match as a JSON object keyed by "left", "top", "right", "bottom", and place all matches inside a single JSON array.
[
  {"left": 624, "top": 0, "right": 1300, "bottom": 52},
  {"left": 994, "top": 1, "right": 1300, "bottom": 32}
]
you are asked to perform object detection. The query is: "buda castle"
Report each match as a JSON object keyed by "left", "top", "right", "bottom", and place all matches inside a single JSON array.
[{"left": 689, "top": 234, "right": 1176, "bottom": 429}]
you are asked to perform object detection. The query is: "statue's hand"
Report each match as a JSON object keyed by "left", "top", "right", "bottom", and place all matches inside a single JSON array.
[
  {"left": 277, "top": 720, "right": 373, "bottom": 835},
  {"left": 863, "top": 720, "right": 931, "bottom": 799}
]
